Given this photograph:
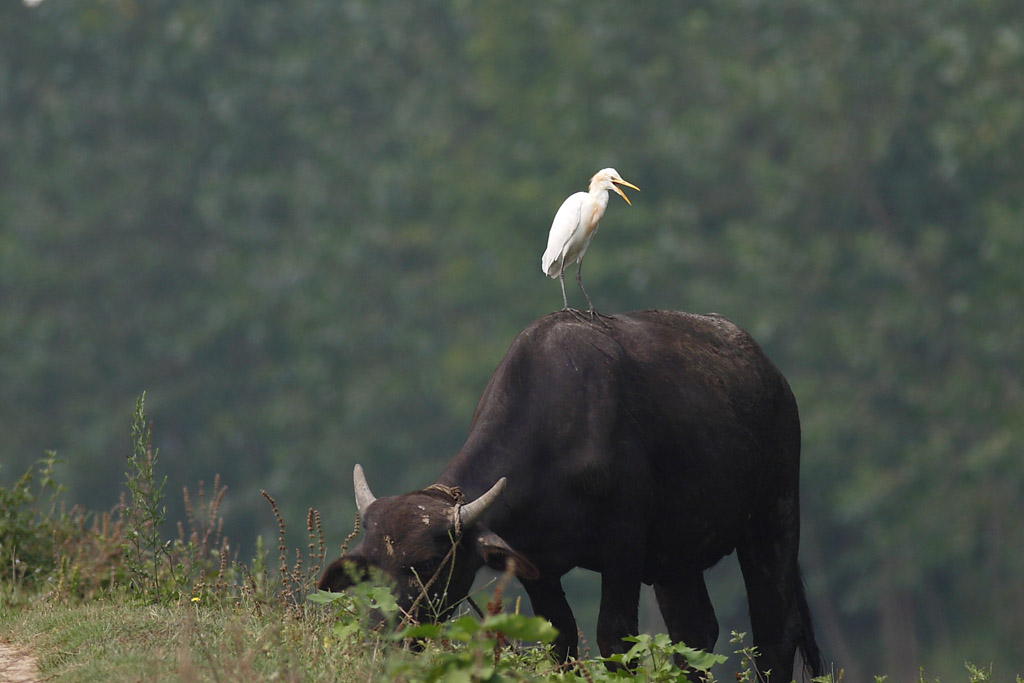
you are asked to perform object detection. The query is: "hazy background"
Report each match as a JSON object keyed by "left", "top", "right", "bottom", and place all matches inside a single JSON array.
[{"left": 2, "top": 0, "right": 1022, "bottom": 679}]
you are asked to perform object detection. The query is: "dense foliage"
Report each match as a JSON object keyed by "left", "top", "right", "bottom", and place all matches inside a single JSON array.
[{"left": 2, "top": 0, "right": 1022, "bottom": 678}]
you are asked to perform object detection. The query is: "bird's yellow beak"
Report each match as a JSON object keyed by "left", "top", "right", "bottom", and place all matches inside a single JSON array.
[{"left": 611, "top": 178, "right": 640, "bottom": 206}]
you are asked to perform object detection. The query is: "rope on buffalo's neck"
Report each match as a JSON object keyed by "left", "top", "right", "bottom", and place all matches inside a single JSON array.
[
  {"left": 425, "top": 483, "right": 464, "bottom": 504},
  {"left": 425, "top": 483, "right": 466, "bottom": 539}
]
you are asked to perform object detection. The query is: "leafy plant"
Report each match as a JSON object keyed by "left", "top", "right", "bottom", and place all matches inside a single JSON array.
[
  {"left": 121, "top": 392, "right": 171, "bottom": 600},
  {"left": 119, "top": 393, "right": 238, "bottom": 603},
  {"left": 600, "top": 633, "right": 727, "bottom": 682},
  {"left": 729, "top": 631, "right": 770, "bottom": 682},
  {"left": 0, "top": 451, "right": 65, "bottom": 596},
  {"left": 390, "top": 612, "right": 559, "bottom": 682},
  {"left": 308, "top": 581, "right": 401, "bottom": 639}
]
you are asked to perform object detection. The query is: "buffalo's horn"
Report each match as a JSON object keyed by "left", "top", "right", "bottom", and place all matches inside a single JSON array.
[
  {"left": 458, "top": 477, "right": 507, "bottom": 529},
  {"left": 353, "top": 464, "right": 377, "bottom": 516}
]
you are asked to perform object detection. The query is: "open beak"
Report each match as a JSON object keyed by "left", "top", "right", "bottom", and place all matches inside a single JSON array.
[{"left": 611, "top": 178, "right": 640, "bottom": 206}]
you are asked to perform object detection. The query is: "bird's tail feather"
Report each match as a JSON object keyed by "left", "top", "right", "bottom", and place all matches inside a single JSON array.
[{"left": 541, "top": 250, "right": 561, "bottom": 278}]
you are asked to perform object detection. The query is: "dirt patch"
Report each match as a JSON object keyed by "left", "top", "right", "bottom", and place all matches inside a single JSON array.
[{"left": 0, "top": 640, "right": 39, "bottom": 683}]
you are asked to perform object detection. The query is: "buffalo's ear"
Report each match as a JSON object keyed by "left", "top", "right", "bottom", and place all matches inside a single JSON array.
[
  {"left": 473, "top": 530, "right": 540, "bottom": 581},
  {"left": 317, "top": 555, "right": 370, "bottom": 592}
]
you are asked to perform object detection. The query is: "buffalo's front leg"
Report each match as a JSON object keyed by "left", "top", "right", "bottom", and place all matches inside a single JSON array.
[
  {"left": 596, "top": 570, "right": 641, "bottom": 661},
  {"left": 521, "top": 576, "right": 579, "bottom": 661}
]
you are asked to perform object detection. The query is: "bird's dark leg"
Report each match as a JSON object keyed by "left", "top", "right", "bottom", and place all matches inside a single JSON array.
[
  {"left": 575, "top": 258, "right": 612, "bottom": 327},
  {"left": 558, "top": 270, "right": 571, "bottom": 311},
  {"left": 557, "top": 257, "right": 588, "bottom": 322},
  {"left": 576, "top": 258, "right": 597, "bottom": 318}
]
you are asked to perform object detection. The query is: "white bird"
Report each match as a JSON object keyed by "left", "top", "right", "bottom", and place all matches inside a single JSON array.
[{"left": 541, "top": 168, "right": 640, "bottom": 315}]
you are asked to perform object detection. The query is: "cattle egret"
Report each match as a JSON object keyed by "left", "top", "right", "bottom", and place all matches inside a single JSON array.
[{"left": 541, "top": 168, "right": 639, "bottom": 315}]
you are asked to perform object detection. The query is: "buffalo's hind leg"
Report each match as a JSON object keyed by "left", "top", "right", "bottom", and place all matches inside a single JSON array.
[
  {"left": 654, "top": 570, "right": 719, "bottom": 662},
  {"left": 736, "top": 486, "right": 818, "bottom": 681},
  {"left": 521, "top": 576, "right": 579, "bottom": 663}
]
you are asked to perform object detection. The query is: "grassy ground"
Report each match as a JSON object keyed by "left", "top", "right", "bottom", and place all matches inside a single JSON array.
[
  {"left": 0, "top": 586, "right": 738, "bottom": 682},
  {"left": 0, "top": 593, "right": 593, "bottom": 682},
  {"left": 0, "top": 595, "right": 380, "bottom": 682},
  {"left": 0, "top": 584, "right": 1016, "bottom": 683},
  {"left": 2, "top": 596, "right": 1013, "bottom": 683}
]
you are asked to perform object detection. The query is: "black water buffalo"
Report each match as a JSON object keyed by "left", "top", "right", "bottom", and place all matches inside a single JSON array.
[{"left": 319, "top": 310, "right": 824, "bottom": 679}]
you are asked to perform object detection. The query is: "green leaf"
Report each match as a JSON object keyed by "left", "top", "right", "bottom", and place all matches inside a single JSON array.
[
  {"left": 306, "top": 589, "right": 346, "bottom": 605},
  {"left": 332, "top": 620, "right": 361, "bottom": 641},
  {"left": 674, "top": 646, "right": 727, "bottom": 670},
  {"left": 481, "top": 613, "right": 559, "bottom": 643},
  {"left": 359, "top": 584, "right": 399, "bottom": 616}
]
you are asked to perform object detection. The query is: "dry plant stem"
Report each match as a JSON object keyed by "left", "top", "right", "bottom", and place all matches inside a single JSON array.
[
  {"left": 215, "top": 543, "right": 229, "bottom": 594},
  {"left": 487, "top": 558, "right": 517, "bottom": 667},
  {"left": 260, "top": 489, "right": 294, "bottom": 608},
  {"left": 307, "top": 508, "right": 325, "bottom": 580},
  {"left": 184, "top": 486, "right": 196, "bottom": 542},
  {"left": 576, "top": 659, "right": 596, "bottom": 683},
  {"left": 259, "top": 491, "right": 328, "bottom": 614},
  {"left": 339, "top": 515, "right": 360, "bottom": 557}
]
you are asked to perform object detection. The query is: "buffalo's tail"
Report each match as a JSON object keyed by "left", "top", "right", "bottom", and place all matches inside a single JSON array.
[{"left": 795, "top": 568, "right": 825, "bottom": 677}]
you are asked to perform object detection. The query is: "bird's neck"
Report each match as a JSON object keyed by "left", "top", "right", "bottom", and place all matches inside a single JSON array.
[{"left": 588, "top": 186, "right": 612, "bottom": 209}]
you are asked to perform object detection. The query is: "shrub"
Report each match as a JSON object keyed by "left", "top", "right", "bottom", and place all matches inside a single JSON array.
[{"left": 0, "top": 451, "right": 67, "bottom": 596}]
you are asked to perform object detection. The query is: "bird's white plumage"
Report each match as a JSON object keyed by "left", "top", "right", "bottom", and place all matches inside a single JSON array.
[
  {"left": 540, "top": 168, "right": 639, "bottom": 312},
  {"left": 541, "top": 191, "right": 602, "bottom": 277}
]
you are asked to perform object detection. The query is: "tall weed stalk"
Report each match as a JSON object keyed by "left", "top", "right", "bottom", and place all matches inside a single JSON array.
[{"left": 122, "top": 392, "right": 171, "bottom": 600}]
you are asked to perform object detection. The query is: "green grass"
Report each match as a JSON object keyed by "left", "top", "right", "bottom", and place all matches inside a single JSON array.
[
  {"left": 0, "top": 594, "right": 726, "bottom": 682},
  {"left": 0, "top": 595, "right": 378, "bottom": 682},
  {"left": 4, "top": 596, "right": 1014, "bottom": 683}
]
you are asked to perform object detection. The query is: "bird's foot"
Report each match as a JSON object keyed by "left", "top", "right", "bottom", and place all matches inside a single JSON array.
[
  {"left": 561, "top": 306, "right": 591, "bottom": 323},
  {"left": 586, "top": 309, "right": 613, "bottom": 328}
]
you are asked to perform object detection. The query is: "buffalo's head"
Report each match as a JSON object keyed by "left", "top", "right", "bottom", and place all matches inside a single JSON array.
[{"left": 317, "top": 465, "right": 538, "bottom": 624}]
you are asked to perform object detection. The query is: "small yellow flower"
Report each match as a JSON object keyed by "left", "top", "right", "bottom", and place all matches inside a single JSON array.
[{"left": 191, "top": 596, "right": 200, "bottom": 603}]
